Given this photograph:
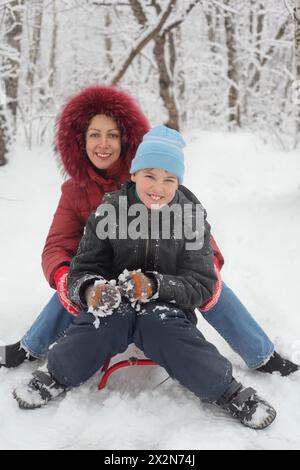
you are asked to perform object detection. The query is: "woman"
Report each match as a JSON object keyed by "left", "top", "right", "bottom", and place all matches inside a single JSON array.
[{"left": 1, "top": 85, "right": 298, "bottom": 376}]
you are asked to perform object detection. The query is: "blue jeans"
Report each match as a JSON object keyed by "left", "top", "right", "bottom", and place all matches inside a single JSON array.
[
  {"left": 21, "top": 293, "right": 73, "bottom": 360},
  {"left": 201, "top": 283, "right": 274, "bottom": 368},
  {"left": 21, "top": 282, "right": 274, "bottom": 368}
]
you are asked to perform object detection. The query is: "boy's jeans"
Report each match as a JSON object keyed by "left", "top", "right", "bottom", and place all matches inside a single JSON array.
[{"left": 21, "top": 282, "right": 274, "bottom": 368}]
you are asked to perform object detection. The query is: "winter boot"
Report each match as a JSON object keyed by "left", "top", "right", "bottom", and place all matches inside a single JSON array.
[
  {"left": 0, "top": 341, "right": 37, "bottom": 368},
  {"left": 216, "top": 379, "right": 276, "bottom": 430},
  {"left": 13, "top": 368, "right": 67, "bottom": 410},
  {"left": 256, "top": 351, "right": 299, "bottom": 376}
]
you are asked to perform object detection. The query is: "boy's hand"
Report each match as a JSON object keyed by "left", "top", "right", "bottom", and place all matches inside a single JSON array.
[
  {"left": 86, "top": 283, "right": 121, "bottom": 313},
  {"left": 54, "top": 266, "right": 80, "bottom": 316},
  {"left": 118, "top": 270, "right": 156, "bottom": 302}
]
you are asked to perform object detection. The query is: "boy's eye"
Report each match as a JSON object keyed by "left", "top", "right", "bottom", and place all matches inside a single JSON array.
[{"left": 145, "top": 174, "right": 154, "bottom": 179}]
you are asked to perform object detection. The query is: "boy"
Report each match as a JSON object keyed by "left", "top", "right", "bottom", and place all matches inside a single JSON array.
[{"left": 13, "top": 126, "right": 276, "bottom": 430}]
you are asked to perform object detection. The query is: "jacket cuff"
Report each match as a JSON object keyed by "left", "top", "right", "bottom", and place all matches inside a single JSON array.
[
  {"left": 69, "top": 274, "right": 106, "bottom": 309},
  {"left": 200, "top": 265, "right": 222, "bottom": 312},
  {"left": 53, "top": 266, "right": 69, "bottom": 288},
  {"left": 145, "top": 271, "right": 161, "bottom": 300}
]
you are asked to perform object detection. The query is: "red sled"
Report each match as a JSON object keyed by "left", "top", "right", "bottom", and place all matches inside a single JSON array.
[{"left": 98, "top": 345, "right": 157, "bottom": 390}]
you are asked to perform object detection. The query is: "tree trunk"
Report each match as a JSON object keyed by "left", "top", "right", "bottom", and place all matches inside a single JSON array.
[
  {"left": 153, "top": 33, "right": 179, "bottom": 130},
  {"left": 26, "top": 0, "right": 43, "bottom": 148},
  {"left": 0, "top": 78, "right": 8, "bottom": 165},
  {"left": 294, "top": 0, "right": 300, "bottom": 135},
  {"left": 0, "top": 0, "right": 24, "bottom": 166},
  {"left": 111, "top": 0, "right": 176, "bottom": 85},
  {"left": 0, "top": 113, "right": 8, "bottom": 166},
  {"left": 49, "top": 0, "right": 57, "bottom": 90},
  {"left": 26, "top": 1, "right": 43, "bottom": 89},
  {"left": 224, "top": 6, "right": 240, "bottom": 128},
  {"left": 104, "top": 11, "right": 113, "bottom": 69},
  {"left": 129, "top": 0, "right": 179, "bottom": 129},
  {"left": 5, "top": 0, "right": 24, "bottom": 124},
  {"left": 248, "top": 2, "right": 264, "bottom": 94}
]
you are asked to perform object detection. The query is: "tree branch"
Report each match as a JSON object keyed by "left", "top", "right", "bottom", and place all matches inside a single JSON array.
[{"left": 111, "top": 0, "right": 176, "bottom": 85}]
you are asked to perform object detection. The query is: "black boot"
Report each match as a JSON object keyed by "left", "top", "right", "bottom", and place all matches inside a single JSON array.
[
  {"left": 216, "top": 379, "right": 276, "bottom": 430},
  {"left": 256, "top": 351, "right": 299, "bottom": 377},
  {"left": 0, "top": 341, "right": 37, "bottom": 368},
  {"left": 13, "top": 368, "right": 68, "bottom": 410}
]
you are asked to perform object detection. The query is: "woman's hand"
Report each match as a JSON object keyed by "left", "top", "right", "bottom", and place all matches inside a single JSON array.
[{"left": 54, "top": 266, "right": 80, "bottom": 316}]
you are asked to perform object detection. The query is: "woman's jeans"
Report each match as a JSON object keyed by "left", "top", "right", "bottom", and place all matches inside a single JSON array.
[{"left": 21, "top": 282, "right": 274, "bottom": 368}]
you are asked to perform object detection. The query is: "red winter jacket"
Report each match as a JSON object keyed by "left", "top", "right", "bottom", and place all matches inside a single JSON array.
[
  {"left": 43, "top": 169, "right": 130, "bottom": 287},
  {"left": 42, "top": 85, "right": 150, "bottom": 287}
]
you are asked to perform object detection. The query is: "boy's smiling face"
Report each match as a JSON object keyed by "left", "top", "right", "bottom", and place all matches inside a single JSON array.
[{"left": 131, "top": 168, "right": 179, "bottom": 209}]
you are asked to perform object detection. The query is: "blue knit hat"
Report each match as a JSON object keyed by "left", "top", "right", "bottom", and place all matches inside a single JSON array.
[{"left": 130, "top": 125, "right": 185, "bottom": 183}]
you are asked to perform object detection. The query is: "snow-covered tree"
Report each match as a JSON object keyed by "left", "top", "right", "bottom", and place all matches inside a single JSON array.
[
  {"left": 0, "top": 0, "right": 24, "bottom": 165},
  {"left": 0, "top": 0, "right": 298, "bottom": 163},
  {"left": 294, "top": 0, "right": 300, "bottom": 138}
]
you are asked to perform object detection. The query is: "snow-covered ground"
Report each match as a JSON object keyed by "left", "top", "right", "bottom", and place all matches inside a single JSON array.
[{"left": 0, "top": 131, "right": 300, "bottom": 450}]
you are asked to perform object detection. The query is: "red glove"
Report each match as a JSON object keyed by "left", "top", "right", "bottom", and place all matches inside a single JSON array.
[{"left": 54, "top": 266, "right": 80, "bottom": 316}]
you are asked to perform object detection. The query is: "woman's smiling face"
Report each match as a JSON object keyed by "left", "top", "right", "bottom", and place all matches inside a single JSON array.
[{"left": 85, "top": 114, "right": 121, "bottom": 170}]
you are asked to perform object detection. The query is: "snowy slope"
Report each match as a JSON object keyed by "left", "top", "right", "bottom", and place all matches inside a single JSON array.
[{"left": 0, "top": 132, "right": 300, "bottom": 450}]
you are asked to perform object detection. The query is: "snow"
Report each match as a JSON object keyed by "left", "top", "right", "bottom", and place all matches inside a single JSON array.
[{"left": 0, "top": 131, "right": 300, "bottom": 449}]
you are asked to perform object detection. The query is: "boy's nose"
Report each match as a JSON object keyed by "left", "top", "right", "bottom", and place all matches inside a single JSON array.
[{"left": 151, "top": 183, "right": 164, "bottom": 195}]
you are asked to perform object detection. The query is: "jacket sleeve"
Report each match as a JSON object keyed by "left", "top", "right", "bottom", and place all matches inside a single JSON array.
[
  {"left": 42, "top": 181, "right": 85, "bottom": 288},
  {"left": 67, "top": 211, "right": 113, "bottom": 309},
  {"left": 150, "top": 215, "right": 217, "bottom": 310}
]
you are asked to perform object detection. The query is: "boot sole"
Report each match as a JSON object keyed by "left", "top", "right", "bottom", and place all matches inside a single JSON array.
[
  {"left": 241, "top": 408, "right": 277, "bottom": 430},
  {"left": 13, "top": 389, "right": 43, "bottom": 410}
]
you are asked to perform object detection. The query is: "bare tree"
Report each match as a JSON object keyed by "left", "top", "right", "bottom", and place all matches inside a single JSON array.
[
  {"left": 49, "top": 0, "right": 57, "bottom": 90},
  {"left": 153, "top": 32, "right": 179, "bottom": 129},
  {"left": 25, "top": 0, "right": 43, "bottom": 148},
  {"left": 0, "top": 77, "right": 8, "bottom": 165},
  {"left": 0, "top": 0, "right": 24, "bottom": 165},
  {"left": 0, "top": 112, "right": 8, "bottom": 166},
  {"left": 111, "top": 0, "right": 177, "bottom": 85},
  {"left": 223, "top": 2, "right": 240, "bottom": 128},
  {"left": 128, "top": 0, "right": 179, "bottom": 129},
  {"left": 1, "top": 0, "right": 296, "bottom": 156},
  {"left": 128, "top": 0, "right": 201, "bottom": 130},
  {"left": 4, "top": 0, "right": 24, "bottom": 122},
  {"left": 294, "top": 0, "right": 300, "bottom": 135},
  {"left": 104, "top": 10, "right": 113, "bottom": 69}
]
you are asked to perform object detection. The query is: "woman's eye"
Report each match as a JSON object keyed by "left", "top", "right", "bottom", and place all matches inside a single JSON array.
[
  {"left": 90, "top": 133, "right": 99, "bottom": 138},
  {"left": 109, "top": 134, "right": 119, "bottom": 139}
]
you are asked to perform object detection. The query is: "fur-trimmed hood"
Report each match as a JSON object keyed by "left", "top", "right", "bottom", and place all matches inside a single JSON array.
[{"left": 56, "top": 85, "right": 150, "bottom": 185}]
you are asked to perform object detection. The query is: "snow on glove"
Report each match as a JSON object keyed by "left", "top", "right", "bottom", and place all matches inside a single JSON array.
[
  {"left": 54, "top": 266, "right": 80, "bottom": 316},
  {"left": 86, "top": 281, "right": 121, "bottom": 314},
  {"left": 118, "top": 269, "right": 156, "bottom": 303}
]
